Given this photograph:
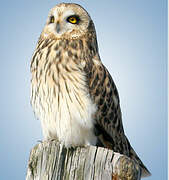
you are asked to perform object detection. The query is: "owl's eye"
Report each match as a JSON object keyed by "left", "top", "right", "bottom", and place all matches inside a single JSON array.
[
  {"left": 49, "top": 16, "right": 55, "bottom": 23},
  {"left": 67, "top": 15, "right": 80, "bottom": 24}
]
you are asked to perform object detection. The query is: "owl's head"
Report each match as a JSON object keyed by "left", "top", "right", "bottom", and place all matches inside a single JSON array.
[{"left": 42, "top": 3, "right": 94, "bottom": 39}]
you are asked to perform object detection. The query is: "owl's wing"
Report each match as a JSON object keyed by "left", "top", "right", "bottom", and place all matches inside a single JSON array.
[
  {"left": 84, "top": 54, "right": 129, "bottom": 153},
  {"left": 84, "top": 54, "right": 151, "bottom": 177}
]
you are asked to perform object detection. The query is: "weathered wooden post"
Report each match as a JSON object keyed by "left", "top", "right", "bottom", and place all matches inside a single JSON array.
[{"left": 26, "top": 140, "right": 141, "bottom": 180}]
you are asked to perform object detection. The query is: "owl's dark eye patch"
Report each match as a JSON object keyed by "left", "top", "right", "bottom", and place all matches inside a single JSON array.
[
  {"left": 49, "top": 16, "right": 55, "bottom": 23},
  {"left": 67, "top": 15, "right": 80, "bottom": 24}
]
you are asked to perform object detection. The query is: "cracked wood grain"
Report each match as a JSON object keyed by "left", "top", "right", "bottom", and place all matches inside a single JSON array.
[{"left": 26, "top": 140, "right": 141, "bottom": 180}]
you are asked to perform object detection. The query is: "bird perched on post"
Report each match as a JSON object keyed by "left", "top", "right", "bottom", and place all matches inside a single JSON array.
[{"left": 30, "top": 3, "right": 150, "bottom": 178}]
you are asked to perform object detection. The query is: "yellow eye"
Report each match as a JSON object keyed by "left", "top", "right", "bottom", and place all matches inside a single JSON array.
[
  {"left": 67, "top": 15, "right": 80, "bottom": 24},
  {"left": 68, "top": 17, "right": 77, "bottom": 24},
  {"left": 50, "top": 16, "right": 55, "bottom": 23}
]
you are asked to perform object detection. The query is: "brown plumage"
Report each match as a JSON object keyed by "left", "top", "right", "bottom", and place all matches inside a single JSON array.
[{"left": 30, "top": 3, "right": 150, "bottom": 177}]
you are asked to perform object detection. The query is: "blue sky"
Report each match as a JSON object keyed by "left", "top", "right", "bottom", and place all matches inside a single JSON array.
[{"left": 0, "top": 0, "right": 167, "bottom": 179}]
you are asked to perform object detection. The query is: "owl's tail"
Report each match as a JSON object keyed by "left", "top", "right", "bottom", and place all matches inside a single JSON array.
[
  {"left": 126, "top": 136, "right": 151, "bottom": 178},
  {"left": 95, "top": 124, "right": 151, "bottom": 177}
]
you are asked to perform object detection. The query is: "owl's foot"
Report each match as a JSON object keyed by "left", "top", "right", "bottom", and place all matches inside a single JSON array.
[{"left": 37, "top": 140, "right": 43, "bottom": 143}]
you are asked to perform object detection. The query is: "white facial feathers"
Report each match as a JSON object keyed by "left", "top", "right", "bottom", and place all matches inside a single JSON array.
[{"left": 44, "top": 4, "right": 91, "bottom": 38}]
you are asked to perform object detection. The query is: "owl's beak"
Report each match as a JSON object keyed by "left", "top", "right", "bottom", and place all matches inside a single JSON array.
[{"left": 56, "top": 22, "right": 61, "bottom": 33}]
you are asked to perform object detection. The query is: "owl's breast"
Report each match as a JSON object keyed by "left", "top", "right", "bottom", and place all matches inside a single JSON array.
[{"left": 31, "top": 48, "right": 97, "bottom": 146}]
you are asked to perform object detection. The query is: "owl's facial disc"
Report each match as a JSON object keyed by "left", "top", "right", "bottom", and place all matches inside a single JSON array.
[{"left": 43, "top": 4, "right": 91, "bottom": 39}]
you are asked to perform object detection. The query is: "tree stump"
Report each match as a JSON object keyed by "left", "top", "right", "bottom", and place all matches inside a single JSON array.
[{"left": 26, "top": 140, "right": 141, "bottom": 180}]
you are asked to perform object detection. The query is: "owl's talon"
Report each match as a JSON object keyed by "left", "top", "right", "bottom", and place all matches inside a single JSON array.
[{"left": 37, "top": 140, "right": 43, "bottom": 143}]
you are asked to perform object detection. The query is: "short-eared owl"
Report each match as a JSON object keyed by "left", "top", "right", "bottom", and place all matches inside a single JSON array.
[{"left": 30, "top": 3, "right": 150, "bottom": 177}]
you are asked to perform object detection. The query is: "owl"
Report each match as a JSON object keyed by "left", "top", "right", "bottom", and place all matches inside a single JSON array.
[{"left": 30, "top": 3, "right": 150, "bottom": 178}]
